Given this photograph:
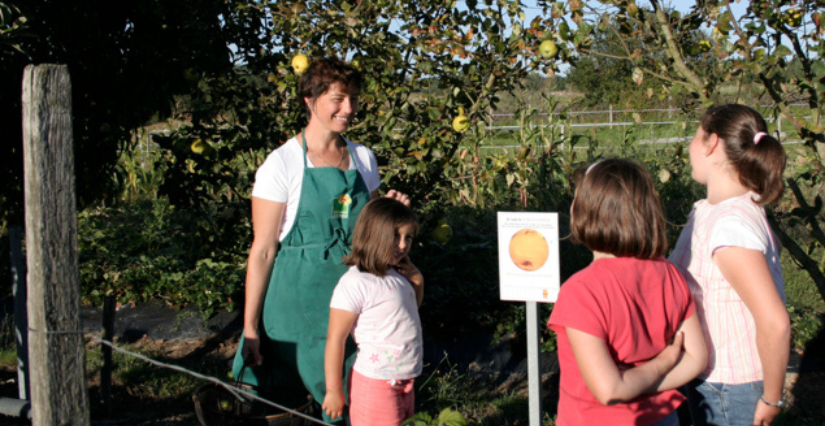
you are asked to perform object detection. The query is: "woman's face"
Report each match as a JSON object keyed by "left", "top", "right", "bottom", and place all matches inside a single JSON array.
[
  {"left": 391, "top": 223, "right": 415, "bottom": 265},
  {"left": 306, "top": 82, "right": 358, "bottom": 134}
]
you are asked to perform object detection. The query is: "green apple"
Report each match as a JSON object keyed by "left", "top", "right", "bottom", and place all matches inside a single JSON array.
[
  {"left": 539, "top": 40, "right": 559, "bottom": 59},
  {"left": 431, "top": 219, "right": 453, "bottom": 245}
]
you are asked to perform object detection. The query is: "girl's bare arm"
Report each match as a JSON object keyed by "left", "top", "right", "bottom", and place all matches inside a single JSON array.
[
  {"left": 715, "top": 247, "right": 790, "bottom": 426},
  {"left": 323, "top": 308, "right": 359, "bottom": 420},
  {"left": 567, "top": 328, "right": 684, "bottom": 406}
]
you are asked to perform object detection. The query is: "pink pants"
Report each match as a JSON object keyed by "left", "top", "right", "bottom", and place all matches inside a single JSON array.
[{"left": 348, "top": 369, "right": 415, "bottom": 426}]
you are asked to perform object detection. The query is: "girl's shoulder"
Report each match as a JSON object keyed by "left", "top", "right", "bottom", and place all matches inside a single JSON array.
[
  {"left": 695, "top": 192, "right": 764, "bottom": 223},
  {"left": 339, "top": 265, "right": 388, "bottom": 285}
]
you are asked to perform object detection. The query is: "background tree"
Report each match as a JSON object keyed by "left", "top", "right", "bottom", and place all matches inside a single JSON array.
[
  {"left": 0, "top": 0, "right": 241, "bottom": 295},
  {"left": 551, "top": 0, "right": 825, "bottom": 298}
]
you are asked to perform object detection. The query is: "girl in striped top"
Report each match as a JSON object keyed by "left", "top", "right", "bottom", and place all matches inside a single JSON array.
[{"left": 669, "top": 104, "right": 790, "bottom": 426}]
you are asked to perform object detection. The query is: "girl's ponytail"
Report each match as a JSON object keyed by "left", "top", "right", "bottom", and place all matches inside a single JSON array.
[
  {"left": 738, "top": 130, "right": 785, "bottom": 204},
  {"left": 700, "top": 104, "right": 787, "bottom": 205}
]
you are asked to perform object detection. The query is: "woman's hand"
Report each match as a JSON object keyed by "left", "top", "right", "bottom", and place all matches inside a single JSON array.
[
  {"left": 241, "top": 329, "right": 263, "bottom": 366},
  {"left": 384, "top": 189, "right": 411, "bottom": 206}
]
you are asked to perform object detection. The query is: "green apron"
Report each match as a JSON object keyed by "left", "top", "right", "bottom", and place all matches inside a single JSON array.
[{"left": 233, "top": 136, "right": 369, "bottom": 420}]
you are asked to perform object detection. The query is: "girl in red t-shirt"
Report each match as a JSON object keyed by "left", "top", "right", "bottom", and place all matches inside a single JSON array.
[{"left": 548, "top": 159, "right": 707, "bottom": 426}]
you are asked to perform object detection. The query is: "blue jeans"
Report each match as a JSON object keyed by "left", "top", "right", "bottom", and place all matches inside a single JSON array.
[
  {"left": 650, "top": 410, "right": 680, "bottom": 426},
  {"left": 685, "top": 379, "right": 763, "bottom": 426}
]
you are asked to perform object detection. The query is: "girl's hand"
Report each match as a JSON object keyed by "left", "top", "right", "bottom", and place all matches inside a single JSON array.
[
  {"left": 753, "top": 398, "right": 782, "bottom": 425},
  {"left": 384, "top": 189, "right": 411, "bottom": 207},
  {"left": 395, "top": 256, "right": 423, "bottom": 287},
  {"left": 241, "top": 329, "right": 263, "bottom": 366},
  {"left": 652, "top": 332, "right": 685, "bottom": 375},
  {"left": 322, "top": 389, "right": 345, "bottom": 421}
]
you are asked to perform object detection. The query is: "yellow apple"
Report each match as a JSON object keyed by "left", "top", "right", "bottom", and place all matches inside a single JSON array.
[
  {"left": 539, "top": 40, "right": 559, "bottom": 59},
  {"left": 291, "top": 53, "right": 310, "bottom": 75},
  {"left": 452, "top": 107, "right": 470, "bottom": 133},
  {"left": 190, "top": 139, "right": 214, "bottom": 156},
  {"left": 781, "top": 8, "right": 803, "bottom": 27}
]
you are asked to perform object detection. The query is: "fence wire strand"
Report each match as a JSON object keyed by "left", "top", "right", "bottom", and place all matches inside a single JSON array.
[{"left": 27, "top": 327, "right": 334, "bottom": 426}]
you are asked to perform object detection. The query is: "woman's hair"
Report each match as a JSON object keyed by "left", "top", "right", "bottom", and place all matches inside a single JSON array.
[
  {"left": 343, "top": 198, "right": 419, "bottom": 276},
  {"left": 298, "top": 56, "right": 364, "bottom": 116},
  {"left": 570, "top": 159, "right": 668, "bottom": 259},
  {"left": 700, "top": 104, "right": 786, "bottom": 205}
]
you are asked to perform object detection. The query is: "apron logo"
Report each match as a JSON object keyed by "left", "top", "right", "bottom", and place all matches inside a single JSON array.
[{"left": 333, "top": 193, "right": 352, "bottom": 219}]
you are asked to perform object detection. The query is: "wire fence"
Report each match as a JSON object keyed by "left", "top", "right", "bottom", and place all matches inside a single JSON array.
[
  {"left": 25, "top": 326, "right": 336, "bottom": 426},
  {"left": 130, "top": 105, "right": 811, "bottom": 158}
]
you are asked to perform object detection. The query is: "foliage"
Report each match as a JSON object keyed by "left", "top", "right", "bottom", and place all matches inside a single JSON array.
[
  {"left": 150, "top": 0, "right": 566, "bottom": 256},
  {"left": 0, "top": 0, "right": 237, "bottom": 234},
  {"left": 788, "top": 307, "right": 823, "bottom": 351},
  {"left": 78, "top": 198, "right": 245, "bottom": 319},
  {"left": 404, "top": 407, "right": 467, "bottom": 426},
  {"left": 550, "top": 0, "right": 825, "bottom": 301},
  {"left": 0, "top": 2, "right": 30, "bottom": 56},
  {"left": 565, "top": 12, "right": 699, "bottom": 109}
]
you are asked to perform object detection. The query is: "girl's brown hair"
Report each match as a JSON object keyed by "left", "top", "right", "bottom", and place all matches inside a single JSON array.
[
  {"left": 343, "top": 198, "right": 419, "bottom": 276},
  {"left": 700, "top": 104, "right": 786, "bottom": 205},
  {"left": 298, "top": 56, "right": 364, "bottom": 117},
  {"left": 570, "top": 159, "right": 668, "bottom": 259}
]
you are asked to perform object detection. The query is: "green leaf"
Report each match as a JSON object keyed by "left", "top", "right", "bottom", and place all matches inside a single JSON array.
[
  {"left": 437, "top": 408, "right": 467, "bottom": 426},
  {"left": 773, "top": 45, "right": 792, "bottom": 58}
]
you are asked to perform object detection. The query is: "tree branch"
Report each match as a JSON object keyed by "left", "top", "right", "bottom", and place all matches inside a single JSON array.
[{"left": 767, "top": 209, "right": 825, "bottom": 302}]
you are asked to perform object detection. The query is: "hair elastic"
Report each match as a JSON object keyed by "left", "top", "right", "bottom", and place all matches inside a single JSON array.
[
  {"left": 586, "top": 160, "right": 603, "bottom": 175},
  {"left": 753, "top": 131, "right": 768, "bottom": 145}
]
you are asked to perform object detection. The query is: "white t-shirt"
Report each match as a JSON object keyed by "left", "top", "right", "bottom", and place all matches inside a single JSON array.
[
  {"left": 251, "top": 137, "right": 381, "bottom": 240},
  {"left": 330, "top": 266, "right": 423, "bottom": 381}
]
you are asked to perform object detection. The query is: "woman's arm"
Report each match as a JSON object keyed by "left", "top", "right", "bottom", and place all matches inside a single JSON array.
[
  {"left": 714, "top": 247, "right": 790, "bottom": 426},
  {"left": 242, "top": 197, "right": 286, "bottom": 366},
  {"left": 567, "top": 328, "right": 684, "bottom": 406},
  {"left": 323, "top": 308, "right": 359, "bottom": 420},
  {"left": 653, "top": 313, "right": 708, "bottom": 391}
]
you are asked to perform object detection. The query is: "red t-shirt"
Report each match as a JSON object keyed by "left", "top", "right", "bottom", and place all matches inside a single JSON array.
[{"left": 548, "top": 257, "right": 695, "bottom": 426}]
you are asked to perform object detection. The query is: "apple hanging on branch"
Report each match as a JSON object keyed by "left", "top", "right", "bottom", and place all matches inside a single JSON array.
[
  {"left": 291, "top": 53, "right": 309, "bottom": 75},
  {"left": 539, "top": 39, "right": 559, "bottom": 59},
  {"left": 452, "top": 107, "right": 470, "bottom": 133}
]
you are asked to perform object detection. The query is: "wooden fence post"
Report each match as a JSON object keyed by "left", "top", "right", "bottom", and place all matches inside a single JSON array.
[
  {"left": 609, "top": 104, "right": 613, "bottom": 129},
  {"left": 22, "top": 64, "right": 90, "bottom": 426}
]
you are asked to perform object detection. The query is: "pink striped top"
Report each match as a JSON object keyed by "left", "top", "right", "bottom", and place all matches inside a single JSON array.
[{"left": 669, "top": 192, "right": 785, "bottom": 384}]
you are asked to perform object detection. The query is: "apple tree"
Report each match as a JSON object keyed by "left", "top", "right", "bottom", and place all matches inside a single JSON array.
[
  {"left": 547, "top": 0, "right": 825, "bottom": 297},
  {"left": 154, "top": 0, "right": 569, "bottom": 244}
]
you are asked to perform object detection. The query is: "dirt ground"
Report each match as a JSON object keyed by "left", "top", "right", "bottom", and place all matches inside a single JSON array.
[{"left": 2, "top": 333, "right": 824, "bottom": 425}]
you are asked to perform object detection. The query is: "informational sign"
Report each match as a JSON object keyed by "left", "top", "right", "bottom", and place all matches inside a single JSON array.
[{"left": 497, "top": 212, "right": 561, "bottom": 302}]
